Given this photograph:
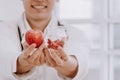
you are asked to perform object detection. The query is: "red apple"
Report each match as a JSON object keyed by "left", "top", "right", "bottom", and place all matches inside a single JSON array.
[{"left": 25, "top": 30, "right": 44, "bottom": 48}]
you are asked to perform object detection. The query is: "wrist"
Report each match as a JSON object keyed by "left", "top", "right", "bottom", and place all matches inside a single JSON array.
[
  {"left": 16, "top": 54, "right": 35, "bottom": 74},
  {"left": 56, "top": 55, "right": 78, "bottom": 78},
  {"left": 65, "top": 55, "right": 78, "bottom": 78}
]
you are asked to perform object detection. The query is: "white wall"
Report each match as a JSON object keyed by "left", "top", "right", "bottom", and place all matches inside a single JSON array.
[{"left": 0, "top": 0, "right": 24, "bottom": 21}]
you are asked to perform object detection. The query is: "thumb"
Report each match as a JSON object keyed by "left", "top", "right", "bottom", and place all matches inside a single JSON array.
[{"left": 23, "top": 42, "right": 29, "bottom": 49}]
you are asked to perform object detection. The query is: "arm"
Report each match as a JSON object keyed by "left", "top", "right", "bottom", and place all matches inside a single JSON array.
[
  {"left": 59, "top": 26, "right": 90, "bottom": 80},
  {"left": 66, "top": 27, "right": 90, "bottom": 80},
  {"left": 44, "top": 26, "right": 90, "bottom": 80},
  {"left": 44, "top": 47, "right": 78, "bottom": 79}
]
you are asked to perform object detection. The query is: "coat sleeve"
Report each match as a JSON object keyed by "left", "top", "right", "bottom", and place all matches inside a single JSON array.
[
  {"left": 0, "top": 22, "right": 40, "bottom": 80},
  {"left": 63, "top": 26, "right": 90, "bottom": 80},
  {"left": 11, "top": 29, "right": 40, "bottom": 79}
]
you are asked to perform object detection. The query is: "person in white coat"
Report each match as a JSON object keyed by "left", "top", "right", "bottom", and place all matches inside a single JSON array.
[{"left": 0, "top": 0, "right": 90, "bottom": 80}]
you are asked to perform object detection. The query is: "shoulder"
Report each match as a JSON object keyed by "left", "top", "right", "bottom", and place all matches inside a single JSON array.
[
  {"left": 0, "top": 20, "right": 18, "bottom": 37},
  {"left": 0, "top": 20, "right": 18, "bottom": 32},
  {"left": 63, "top": 24, "right": 88, "bottom": 41},
  {"left": 59, "top": 21, "right": 86, "bottom": 37}
]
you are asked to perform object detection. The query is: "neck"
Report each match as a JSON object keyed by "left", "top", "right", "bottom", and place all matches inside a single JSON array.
[{"left": 26, "top": 17, "right": 51, "bottom": 32}]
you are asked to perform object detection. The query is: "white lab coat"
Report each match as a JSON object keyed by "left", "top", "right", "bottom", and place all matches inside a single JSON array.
[{"left": 0, "top": 14, "right": 90, "bottom": 80}]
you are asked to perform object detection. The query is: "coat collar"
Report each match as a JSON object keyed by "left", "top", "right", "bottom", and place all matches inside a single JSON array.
[{"left": 17, "top": 13, "right": 58, "bottom": 38}]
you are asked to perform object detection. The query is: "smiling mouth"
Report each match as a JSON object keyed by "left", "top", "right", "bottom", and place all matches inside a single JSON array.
[{"left": 31, "top": 5, "right": 47, "bottom": 9}]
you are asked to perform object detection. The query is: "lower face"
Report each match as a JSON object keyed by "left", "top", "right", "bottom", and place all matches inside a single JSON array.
[{"left": 23, "top": 0, "right": 57, "bottom": 20}]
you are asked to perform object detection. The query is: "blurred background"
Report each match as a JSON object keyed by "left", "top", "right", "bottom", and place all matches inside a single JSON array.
[{"left": 0, "top": 0, "right": 120, "bottom": 80}]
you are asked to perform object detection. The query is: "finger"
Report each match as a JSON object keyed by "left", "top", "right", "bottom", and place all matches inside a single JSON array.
[
  {"left": 38, "top": 42, "right": 46, "bottom": 50},
  {"left": 23, "top": 43, "right": 36, "bottom": 58},
  {"left": 44, "top": 48, "right": 56, "bottom": 67},
  {"left": 57, "top": 47, "right": 68, "bottom": 61},
  {"left": 50, "top": 49, "right": 63, "bottom": 66},
  {"left": 32, "top": 43, "right": 45, "bottom": 57},
  {"left": 28, "top": 48, "right": 41, "bottom": 65},
  {"left": 23, "top": 42, "right": 29, "bottom": 49},
  {"left": 39, "top": 52, "right": 45, "bottom": 64},
  {"left": 28, "top": 43, "right": 45, "bottom": 65},
  {"left": 54, "top": 50, "right": 62, "bottom": 58},
  {"left": 30, "top": 48, "right": 41, "bottom": 60},
  {"left": 31, "top": 54, "right": 40, "bottom": 66},
  {"left": 46, "top": 59, "right": 51, "bottom": 66}
]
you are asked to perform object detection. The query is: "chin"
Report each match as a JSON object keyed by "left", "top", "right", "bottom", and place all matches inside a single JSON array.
[{"left": 33, "top": 15, "right": 48, "bottom": 20}]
